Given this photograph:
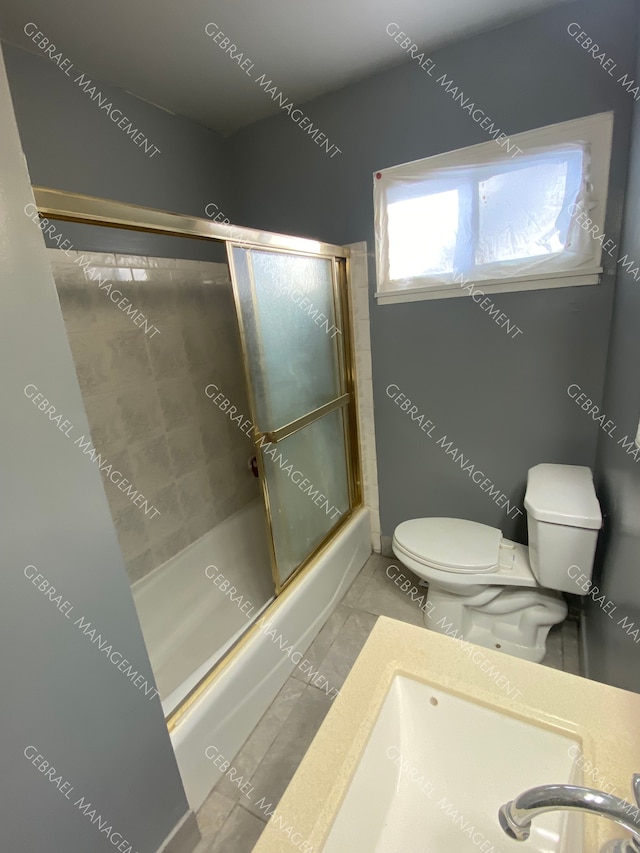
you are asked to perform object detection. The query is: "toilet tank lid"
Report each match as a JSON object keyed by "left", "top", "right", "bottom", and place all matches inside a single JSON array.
[
  {"left": 524, "top": 464, "right": 602, "bottom": 529},
  {"left": 393, "top": 518, "right": 502, "bottom": 571}
]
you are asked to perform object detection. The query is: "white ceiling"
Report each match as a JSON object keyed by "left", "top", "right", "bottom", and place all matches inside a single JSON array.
[{"left": 0, "top": 0, "right": 569, "bottom": 135}]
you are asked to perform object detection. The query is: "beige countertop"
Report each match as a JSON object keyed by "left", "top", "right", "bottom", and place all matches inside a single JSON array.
[{"left": 251, "top": 616, "right": 640, "bottom": 853}]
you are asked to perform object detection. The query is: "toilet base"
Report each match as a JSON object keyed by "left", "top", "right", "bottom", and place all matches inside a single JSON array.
[{"left": 424, "top": 584, "right": 568, "bottom": 663}]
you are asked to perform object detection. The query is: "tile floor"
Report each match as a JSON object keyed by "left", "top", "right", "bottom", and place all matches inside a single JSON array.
[{"left": 194, "top": 553, "right": 581, "bottom": 852}]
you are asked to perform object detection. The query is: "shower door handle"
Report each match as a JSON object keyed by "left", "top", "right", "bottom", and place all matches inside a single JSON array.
[
  {"left": 253, "top": 395, "right": 350, "bottom": 449},
  {"left": 254, "top": 430, "right": 278, "bottom": 444}
]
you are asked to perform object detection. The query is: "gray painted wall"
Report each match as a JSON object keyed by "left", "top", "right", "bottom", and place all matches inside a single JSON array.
[
  {"left": 1, "top": 41, "right": 229, "bottom": 260},
  {"left": 0, "top": 44, "right": 190, "bottom": 852},
  {"left": 226, "top": 0, "right": 637, "bottom": 543},
  {"left": 587, "top": 15, "right": 640, "bottom": 693}
]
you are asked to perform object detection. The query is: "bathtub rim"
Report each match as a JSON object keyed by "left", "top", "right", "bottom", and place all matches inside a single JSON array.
[{"left": 166, "top": 500, "right": 363, "bottom": 732}]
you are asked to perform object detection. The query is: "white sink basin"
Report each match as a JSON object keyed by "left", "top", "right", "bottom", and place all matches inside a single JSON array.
[{"left": 322, "top": 675, "right": 583, "bottom": 853}]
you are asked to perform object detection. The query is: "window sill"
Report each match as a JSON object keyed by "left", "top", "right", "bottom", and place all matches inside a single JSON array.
[{"left": 375, "top": 270, "right": 602, "bottom": 305}]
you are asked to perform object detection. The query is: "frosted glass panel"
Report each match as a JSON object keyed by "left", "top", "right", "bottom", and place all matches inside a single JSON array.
[
  {"left": 261, "top": 409, "right": 350, "bottom": 585},
  {"left": 232, "top": 247, "right": 342, "bottom": 431}
]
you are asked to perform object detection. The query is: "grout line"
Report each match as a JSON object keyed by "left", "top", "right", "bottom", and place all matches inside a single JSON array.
[{"left": 237, "top": 802, "right": 268, "bottom": 824}]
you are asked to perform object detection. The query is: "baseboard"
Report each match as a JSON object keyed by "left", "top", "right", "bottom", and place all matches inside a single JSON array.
[
  {"left": 579, "top": 610, "right": 590, "bottom": 679},
  {"left": 156, "top": 811, "right": 201, "bottom": 853}
]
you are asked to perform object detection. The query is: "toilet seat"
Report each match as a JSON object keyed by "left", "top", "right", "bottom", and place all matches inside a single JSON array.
[
  {"left": 392, "top": 518, "right": 539, "bottom": 590},
  {"left": 393, "top": 517, "right": 502, "bottom": 573}
]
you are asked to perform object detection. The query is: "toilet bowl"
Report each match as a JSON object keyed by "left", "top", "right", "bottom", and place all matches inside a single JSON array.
[
  {"left": 393, "top": 518, "right": 568, "bottom": 661},
  {"left": 392, "top": 464, "right": 602, "bottom": 663}
]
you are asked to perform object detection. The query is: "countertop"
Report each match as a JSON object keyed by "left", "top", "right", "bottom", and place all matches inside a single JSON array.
[{"left": 251, "top": 616, "right": 640, "bottom": 853}]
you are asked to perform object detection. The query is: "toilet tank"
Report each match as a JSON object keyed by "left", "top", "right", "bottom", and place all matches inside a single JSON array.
[{"left": 525, "top": 464, "right": 602, "bottom": 594}]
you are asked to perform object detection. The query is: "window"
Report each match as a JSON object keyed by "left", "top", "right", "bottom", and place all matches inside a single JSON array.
[{"left": 374, "top": 112, "right": 614, "bottom": 304}]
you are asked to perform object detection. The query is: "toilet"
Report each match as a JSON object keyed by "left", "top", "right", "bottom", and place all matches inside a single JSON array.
[{"left": 392, "top": 463, "right": 603, "bottom": 662}]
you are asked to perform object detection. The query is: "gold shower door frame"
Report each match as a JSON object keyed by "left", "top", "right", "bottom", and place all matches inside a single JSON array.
[
  {"left": 227, "top": 244, "right": 357, "bottom": 595},
  {"left": 32, "top": 187, "right": 363, "bottom": 728}
]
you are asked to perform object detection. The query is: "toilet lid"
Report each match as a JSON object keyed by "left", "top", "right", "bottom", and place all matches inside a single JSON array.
[{"left": 393, "top": 518, "right": 502, "bottom": 572}]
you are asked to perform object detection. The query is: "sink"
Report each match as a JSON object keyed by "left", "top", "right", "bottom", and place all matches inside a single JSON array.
[{"left": 322, "top": 675, "right": 583, "bottom": 853}]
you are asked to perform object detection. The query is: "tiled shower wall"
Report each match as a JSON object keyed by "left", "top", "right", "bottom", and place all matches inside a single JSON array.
[
  {"left": 49, "top": 249, "right": 259, "bottom": 584},
  {"left": 347, "top": 242, "right": 380, "bottom": 552}
]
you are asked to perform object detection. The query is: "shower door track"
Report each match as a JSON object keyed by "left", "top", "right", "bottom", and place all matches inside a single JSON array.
[
  {"left": 32, "top": 186, "right": 363, "bottom": 731},
  {"left": 32, "top": 186, "right": 349, "bottom": 258}
]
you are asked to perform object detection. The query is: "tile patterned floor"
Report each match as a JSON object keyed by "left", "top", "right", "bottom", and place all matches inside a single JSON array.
[{"left": 194, "top": 553, "right": 582, "bottom": 852}]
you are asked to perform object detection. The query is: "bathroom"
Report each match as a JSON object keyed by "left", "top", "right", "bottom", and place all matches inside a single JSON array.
[{"left": 2, "top": 0, "right": 640, "bottom": 851}]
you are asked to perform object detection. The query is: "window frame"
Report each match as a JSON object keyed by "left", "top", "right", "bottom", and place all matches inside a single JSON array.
[{"left": 374, "top": 111, "right": 614, "bottom": 305}]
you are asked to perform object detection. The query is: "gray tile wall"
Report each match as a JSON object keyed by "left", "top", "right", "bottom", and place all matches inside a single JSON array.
[{"left": 50, "top": 249, "right": 260, "bottom": 584}]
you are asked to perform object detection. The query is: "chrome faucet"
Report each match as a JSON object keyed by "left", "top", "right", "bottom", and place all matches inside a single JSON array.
[{"left": 498, "top": 774, "right": 640, "bottom": 852}]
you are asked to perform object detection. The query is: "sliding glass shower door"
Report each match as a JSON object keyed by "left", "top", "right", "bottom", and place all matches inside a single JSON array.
[{"left": 228, "top": 246, "right": 358, "bottom": 590}]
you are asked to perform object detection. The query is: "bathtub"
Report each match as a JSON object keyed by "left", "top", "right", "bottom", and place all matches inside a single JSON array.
[
  {"left": 132, "top": 500, "right": 275, "bottom": 717},
  {"left": 170, "top": 506, "right": 371, "bottom": 810}
]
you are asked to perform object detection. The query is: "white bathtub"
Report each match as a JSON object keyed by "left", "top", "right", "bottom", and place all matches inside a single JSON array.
[
  {"left": 132, "top": 500, "right": 275, "bottom": 717},
  {"left": 170, "top": 507, "right": 371, "bottom": 810}
]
